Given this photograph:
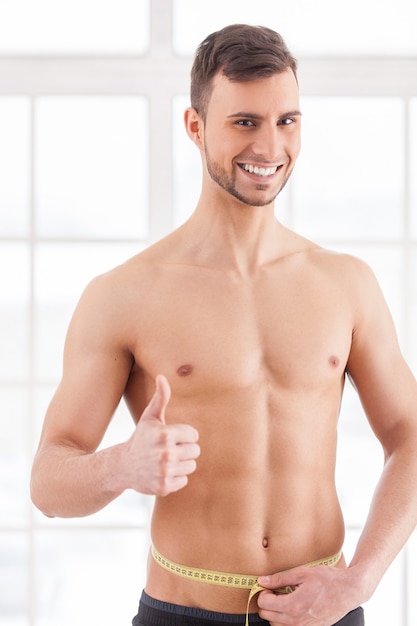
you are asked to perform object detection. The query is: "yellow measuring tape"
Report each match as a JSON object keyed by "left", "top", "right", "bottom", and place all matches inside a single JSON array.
[{"left": 151, "top": 544, "right": 342, "bottom": 626}]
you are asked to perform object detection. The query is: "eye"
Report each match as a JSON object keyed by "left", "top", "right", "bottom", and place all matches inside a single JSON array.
[
  {"left": 236, "top": 119, "right": 255, "bottom": 127},
  {"left": 278, "top": 117, "right": 295, "bottom": 126}
]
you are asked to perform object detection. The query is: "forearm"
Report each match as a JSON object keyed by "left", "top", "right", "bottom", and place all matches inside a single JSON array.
[
  {"left": 348, "top": 441, "right": 417, "bottom": 602},
  {"left": 31, "top": 379, "right": 199, "bottom": 518},
  {"left": 30, "top": 442, "right": 127, "bottom": 518}
]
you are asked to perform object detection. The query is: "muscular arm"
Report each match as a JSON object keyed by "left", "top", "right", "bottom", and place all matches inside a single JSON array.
[
  {"left": 344, "top": 261, "right": 417, "bottom": 598},
  {"left": 31, "top": 272, "right": 200, "bottom": 518}
]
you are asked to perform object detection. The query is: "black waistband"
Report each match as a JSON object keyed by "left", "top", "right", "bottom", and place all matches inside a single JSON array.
[
  {"left": 134, "top": 592, "right": 364, "bottom": 626},
  {"left": 132, "top": 592, "right": 365, "bottom": 626},
  {"left": 136, "top": 591, "right": 268, "bottom": 624}
]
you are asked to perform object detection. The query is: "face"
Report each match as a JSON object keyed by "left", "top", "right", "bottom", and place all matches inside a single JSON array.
[{"left": 196, "top": 69, "right": 301, "bottom": 208}]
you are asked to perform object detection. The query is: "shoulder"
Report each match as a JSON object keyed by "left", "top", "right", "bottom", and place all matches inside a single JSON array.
[
  {"left": 311, "top": 248, "right": 393, "bottom": 335},
  {"left": 80, "top": 240, "right": 169, "bottom": 301},
  {"left": 306, "top": 246, "right": 378, "bottom": 287},
  {"left": 280, "top": 227, "right": 374, "bottom": 285},
  {"left": 300, "top": 246, "right": 388, "bottom": 323},
  {"left": 70, "top": 235, "right": 180, "bottom": 334},
  {"left": 67, "top": 251, "right": 151, "bottom": 335}
]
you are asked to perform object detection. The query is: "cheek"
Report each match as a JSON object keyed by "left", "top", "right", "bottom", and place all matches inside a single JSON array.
[
  {"left": 204, "top": 134, "right": 236, "bottom": 166},
  {"left": 290, "top": 134, "right": 301, "bottom": 160}
]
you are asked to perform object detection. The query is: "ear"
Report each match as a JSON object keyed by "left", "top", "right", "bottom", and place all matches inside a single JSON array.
[{"left": 184, "top": 107, "right": 204, "bottom": 149}]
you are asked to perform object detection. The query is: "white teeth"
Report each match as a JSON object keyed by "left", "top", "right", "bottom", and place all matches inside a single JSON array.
[{"left": 241, "top": 164, "right": 277, "bottom": 177}]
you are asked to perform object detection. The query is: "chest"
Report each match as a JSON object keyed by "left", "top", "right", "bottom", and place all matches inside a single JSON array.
[{"left": 133, "top": 267, "right": 353, "bottom": 392}]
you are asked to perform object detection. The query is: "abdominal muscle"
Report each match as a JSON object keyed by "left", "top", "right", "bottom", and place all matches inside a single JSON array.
[{"left": 144, "top": 390, "right": 346, "bottom": 614}]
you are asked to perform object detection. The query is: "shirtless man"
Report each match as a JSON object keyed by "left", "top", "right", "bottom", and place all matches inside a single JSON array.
[{"left": 31, "top": 24, "right": 417, "bottom": 626}]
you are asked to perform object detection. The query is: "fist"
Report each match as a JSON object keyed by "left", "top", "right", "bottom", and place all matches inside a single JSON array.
[{"left": 124, "top": 375, "right": 200, "bottom": 496}]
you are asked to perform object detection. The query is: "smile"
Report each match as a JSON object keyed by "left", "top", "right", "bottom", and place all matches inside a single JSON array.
[{"left": 238, "top": 164, "right": 279, "bottom": 177}]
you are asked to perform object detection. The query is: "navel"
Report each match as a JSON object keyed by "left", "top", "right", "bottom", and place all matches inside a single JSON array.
[
  {"left": 176, "top": 364, "right": 193, "bottom": 377},
  {"left": 262, "top": 537, "right": 269, "bottom": 549}
]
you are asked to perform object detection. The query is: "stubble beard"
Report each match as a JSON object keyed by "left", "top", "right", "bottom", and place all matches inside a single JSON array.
[{"left": 205, "top": 146, "right": 293, "bottom": 207}]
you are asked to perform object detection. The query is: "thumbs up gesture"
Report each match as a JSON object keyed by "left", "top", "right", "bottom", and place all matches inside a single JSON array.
[{"left": 122, "top": 375, "right": 200, "bottom": 496}]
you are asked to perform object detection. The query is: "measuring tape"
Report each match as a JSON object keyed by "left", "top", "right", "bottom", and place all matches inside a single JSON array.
[{"left": 151, "top": 544, "right": 342, "bottom": 626}]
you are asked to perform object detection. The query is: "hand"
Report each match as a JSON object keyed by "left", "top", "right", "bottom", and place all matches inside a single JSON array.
[
  {"left": 123, "top": 374, "right": 200, "bottom": 496},
  {"left": 257, "top": 565, "right": 354, "bottom": 626}
]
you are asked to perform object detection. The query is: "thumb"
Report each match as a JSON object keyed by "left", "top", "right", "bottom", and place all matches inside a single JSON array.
[
  {"left": 258, "top": 568, "right": 301, "bottom": 591},
  {"left": 141, "top": 374, "right": 171, "bottom": 423}
]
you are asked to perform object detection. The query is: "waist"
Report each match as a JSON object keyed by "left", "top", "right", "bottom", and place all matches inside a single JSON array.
[
  {"left": 151, "top": 545, "right": 343, "bottom": 626},
  {"left": 151, "top": 544, "right": 342, "bottom": 590}
]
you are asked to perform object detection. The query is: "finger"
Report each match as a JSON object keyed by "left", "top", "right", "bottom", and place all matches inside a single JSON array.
[
  {"left": 258, "top": 568, "right": 303, "bottom": 590},
  {"left": 163, "top": 475, "right": 189, "bottom": 493},
  {"left": 258, "top": 588, "right": 295, "bottom": 611},
  {"left": 176, "top": 441, "right": 201, "bottom": 460},
  {"left": 257, "top": 591, "right": 293, "bottom": 626},
  {"left": 177, "top": 458, "right": 198, "bottom": 476},
  {"left": 141, "top": 374, "right": 171, "bottom": 423},
  {"left": 174, "top": 425, "right": 201, "bottom": 449},
  {"left": 167, "top": 458, "right": 199, "bottom": 489}
]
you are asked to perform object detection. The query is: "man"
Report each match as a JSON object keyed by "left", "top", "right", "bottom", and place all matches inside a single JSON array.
[{"left": 31, "top": 24, "right": 417, "bottom": 626}]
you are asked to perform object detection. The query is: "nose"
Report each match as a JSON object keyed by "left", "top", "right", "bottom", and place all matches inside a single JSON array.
[{"left": 251, "top": 123, "right": 282, "bottom": 162}]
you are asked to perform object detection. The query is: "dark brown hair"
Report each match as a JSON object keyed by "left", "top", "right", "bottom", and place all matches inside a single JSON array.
[{"left": 190, "top": 24, "right": 298, "bottom": 119}]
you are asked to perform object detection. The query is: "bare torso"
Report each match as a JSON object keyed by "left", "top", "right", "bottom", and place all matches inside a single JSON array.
[{"left": 120, "top": 227, "right": 352, "bottom": 612}]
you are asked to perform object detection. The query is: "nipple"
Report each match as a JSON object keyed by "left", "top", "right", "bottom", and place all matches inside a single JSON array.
[
  {"left": 177, "top": 364, "right": 193, "bottom": 377},
  {"left": 329, "top": 355, "right": 340, "bottom": 368}
]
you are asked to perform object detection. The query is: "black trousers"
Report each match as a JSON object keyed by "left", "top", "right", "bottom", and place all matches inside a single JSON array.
[{"left": 133, "top": 591, "right": 365, "bottom": 626}]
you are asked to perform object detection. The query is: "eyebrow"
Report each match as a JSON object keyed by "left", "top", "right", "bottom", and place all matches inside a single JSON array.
[{"left": 227, "top": 110, "right": 302, "bottom": 120}]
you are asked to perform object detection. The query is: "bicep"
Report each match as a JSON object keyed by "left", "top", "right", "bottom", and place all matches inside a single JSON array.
[
  {"left": 37, "top": 276, "right": 134, "bottom": 454},
  {"left": 346, "top": 267, "right": 417, "bottom": 453}
]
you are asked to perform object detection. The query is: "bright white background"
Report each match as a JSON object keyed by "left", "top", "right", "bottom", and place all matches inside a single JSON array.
[{"left": 1, "top": 0, "right": 417, "bottom": 624}]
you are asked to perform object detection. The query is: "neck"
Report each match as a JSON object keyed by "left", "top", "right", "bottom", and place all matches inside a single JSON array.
[{"left": 178, "top": 195, "right": 288, "bottom": 277}]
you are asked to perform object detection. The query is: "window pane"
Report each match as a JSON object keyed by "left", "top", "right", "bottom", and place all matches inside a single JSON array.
[
  {"left": 0, "top": 388, "right": 30, "bottom": 528},
  {"left": 410, "top": 98, "right": 417, "bottom": 240},
  {"left": 34, "top": 242, "right": 142, "bottom": 381},
  {"left": 0, "top": 532, "right": 28, "bottom": 625},
  {"left": 0, "top": 0, "right": 149, "bottom": 55},
  {"left": 0, "top": 98, "right": 30, "bottom": 238},
  {"left": 35, "top": 97, "right": 149, "bottom": 240},
  {"left": 173, "top": 0, "right": 417, "bottom": 56},
  {"left": 292, "top": 97, "right": 404, "bottom": 241},
  {"left": 0, "top": 244, "right": 30, "bottom": 381},
  {"left": 35, "top": 529, "right": 148, "bottom": 626}
]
